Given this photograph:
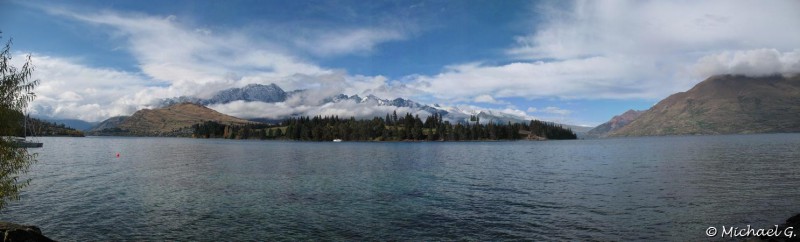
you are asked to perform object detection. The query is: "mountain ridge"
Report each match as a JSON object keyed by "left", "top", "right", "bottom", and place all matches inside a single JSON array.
[
  {"left": 89, "top": 103, "right": 254, "bottom": 136},
  {"left": 586, "top": 109, "right": 644, "bottom": 138},
  {"left": 611, "top": 74, "right": 800, "bottom": 136},
  {"left": 160, "top": 83, "right": 287, "bottom": 107}
]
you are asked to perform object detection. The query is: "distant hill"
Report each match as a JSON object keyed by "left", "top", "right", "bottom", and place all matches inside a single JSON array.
[
  {"left": 87, "top": 116, "right": 128, "bottom": 133},
  {"left": 88, "top": 103, "right": 255, "bottom": 136},
  {"left": 611, "top": 75, "right": 800, "bottom": 136},
  {"left": 586, "top": 109, "right": 644, "bottom": 138},
  {"left": 39, "top": 118, "right": 97, "bottom": 131}
]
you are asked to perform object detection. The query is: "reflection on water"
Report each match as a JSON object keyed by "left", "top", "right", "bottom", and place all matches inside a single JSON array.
[{"left": 2, "top": 134, "right": 799, "bottom": 240}]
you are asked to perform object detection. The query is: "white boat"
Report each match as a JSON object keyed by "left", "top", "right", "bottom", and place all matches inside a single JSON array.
[
  {"left": 1, "top": 136, "right": 43, "bottom": 148},
  {"left": 6, "top": 114, "right": 44, "bottom": 148},
  {"left": 13, "top": 137, "right": 42, "bottom": 148},
  {"left": 332, "top": 139, "right": 342, "bottom": 142}
]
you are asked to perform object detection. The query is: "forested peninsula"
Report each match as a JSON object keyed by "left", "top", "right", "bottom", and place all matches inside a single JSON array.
[{"left": 192, "top": 112, "right": 577, "bottom": 141}]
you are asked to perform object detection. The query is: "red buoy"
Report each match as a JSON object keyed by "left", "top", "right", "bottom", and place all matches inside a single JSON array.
[{"left": 116, "top": 153, "right": 120, "bottom": 158}]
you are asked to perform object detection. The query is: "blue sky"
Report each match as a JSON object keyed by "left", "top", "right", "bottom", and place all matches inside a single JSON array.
[{"left": 1, "top": 0, "right": 798, "bottom": 125}]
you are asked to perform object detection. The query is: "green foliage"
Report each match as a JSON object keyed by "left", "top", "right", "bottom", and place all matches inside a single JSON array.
[
  {"left": 0, "top": 33, "right": 39, "bottom": 210},
  {"left": 0, "top": 139, "right": 35, "bottom": 209},
  {"left": 191, "top": 121, "right": 276, "bottom": 140},
  {"left": 528, "top": 120, "right": 578, "bottom": 140}
]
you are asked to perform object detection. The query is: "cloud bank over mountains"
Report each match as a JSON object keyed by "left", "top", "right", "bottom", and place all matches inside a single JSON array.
[
  {"left": 693, "top": 49, "right": 800, "bottom": 78},
  {"left": 16, "top": 0, "right": 800, "bottom": 124},
  {"left": 156, "top": 83, "right": 535, "bottom": 125},
  {"left": 24, "top": 7, "right": 416, "bottom": 122}
]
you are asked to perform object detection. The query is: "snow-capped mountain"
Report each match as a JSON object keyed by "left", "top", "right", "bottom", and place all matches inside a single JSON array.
[
  {"left": 432, "top": 104, "right": 530, "bottom": 124},
  {"left": 325, "top": 94, "right": 449, "bottom": 117},
  {"left": 209, "top": 83, "right": 287, "bottom": 103},
  {"left": 161, "top": 83, "right": 287, "bottom": 106},
  {"left": 158, "top": 83, "right": 540, "bottom": 125}
]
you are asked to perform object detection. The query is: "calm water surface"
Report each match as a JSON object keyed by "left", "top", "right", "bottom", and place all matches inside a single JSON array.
[{"left": 2, "top": 134, "right": 799, "bottom": 240}]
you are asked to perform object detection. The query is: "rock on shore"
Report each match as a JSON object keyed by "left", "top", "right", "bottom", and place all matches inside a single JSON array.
[
  {"left": 746, "top": 214, "right": 800, "bottom": 242},
  {"left": 0, "top": 222, "right": 55, "bottom": 242},
  {"left": 761, "top": 214, "right": 800, "bottom": 242}
]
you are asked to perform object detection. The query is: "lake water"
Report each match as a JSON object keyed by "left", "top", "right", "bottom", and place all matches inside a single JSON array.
[{"left": 1, "top": 134, "right": 799, "bottom": 240}]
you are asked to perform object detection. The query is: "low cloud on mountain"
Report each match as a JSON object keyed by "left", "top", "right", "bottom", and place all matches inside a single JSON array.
[
  {"left": 183, "top": 83, "right": 539, "bottom": 124},
  {"left": 693, "top": 49, "right": 800, "bottom": 78},
  {"left": 209, "top": 99, "right": 422, "bottom": 121}
]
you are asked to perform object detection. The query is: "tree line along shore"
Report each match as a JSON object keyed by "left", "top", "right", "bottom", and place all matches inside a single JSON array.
[{"left": 192, "top": 112, "right": 577, "bottom": 141}]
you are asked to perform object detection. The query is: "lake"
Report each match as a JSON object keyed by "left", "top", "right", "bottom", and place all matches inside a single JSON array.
[{"left": 1, "top": 134, "right": 799, "bottom": 240}]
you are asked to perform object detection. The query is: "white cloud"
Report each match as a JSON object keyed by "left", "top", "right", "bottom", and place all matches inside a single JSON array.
[
  {"left": 508, "top": 0, "right": 800, "bottom": 59},
  {"left": 45, "top": 9, "right": 331, "bottom": 84},
  {"left": 25, "top": 50, "right": 415, "bottom": 122},
  {"left": 693, "top": 49, "right": 800, "bottom": 77},
  {"left": 24, "top": 7, "right": 416, "bottom": 122},
  {"left": 19, "top": 54, "right": 156, "bottom": 121},
  {"left": 413, "top": 0, "right": 800, "bottom": 102},
  {"left": 522, "top": 106, "right": 579, "bottom": 125},
  {"left": 22, "top": 50, "right": 418, "bottom": 122},
  {"left": 541, "top": 106, "right": 571, "bottom": 115},
  {"left": 527, "top": 106, "right": 571, "bottom": 115},
  {"left": 46, "top": 7, "right": 406, "bottom": 84},
  {"left": 411, "top": 56, "right": 664, "bottom": 100},
  {"left": 497, "top": 108, "right": 530, "bottom": 119},
  {"left": 293, "top": 28, "right": 406, "bottom": 57},
  {"left": 473, "top": 94, "right": 505, "bottom": 104}
]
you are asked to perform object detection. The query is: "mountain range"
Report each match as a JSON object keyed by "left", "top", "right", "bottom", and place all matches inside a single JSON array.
[
  {"left": 160, "top": 83, "right": 288, "bottom": 106},
  {"left": 606, "top": 74, "right": 800, "bottom": 136},
  {"left": 157, "top": 83, "right": 545, "bottom": 125}
]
